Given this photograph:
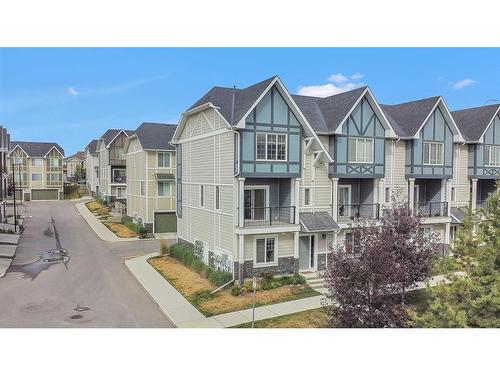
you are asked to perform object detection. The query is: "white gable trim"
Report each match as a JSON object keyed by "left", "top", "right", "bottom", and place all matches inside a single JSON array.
[
  {"left": 234, "top": 77, "right": 333, "bottom": 163},
  {"left": 478, "top": 106, "right": 500, "bottom": 143},
  {"left": 107, "top": 129, "right": 129, "bottom": 149},
  {"left": 44, "top": 145, "right": 64, "bottom": 158},
  {"left": 414, "top": 97, "right": 464, "bottom": 143},
  {"left": 171, "top": 102, "right": 230, "bottom": 144},
  {"left": 124, "top": 134, "right": 143, "bottom": 155},
  {"left": 9, "top": 144, "right": 28, "bottom": 157}
]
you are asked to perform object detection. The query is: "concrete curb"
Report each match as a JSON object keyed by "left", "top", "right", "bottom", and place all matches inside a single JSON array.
[{"left": 75, "top": 201, "right": 142, "bottom": 243}]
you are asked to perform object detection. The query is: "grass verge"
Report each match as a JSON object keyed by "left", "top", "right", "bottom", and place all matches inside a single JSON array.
[
  {"left": 148, "top": 255, "right": 319, "bottom": 317},
  {"left": 102, "top": 221, "right": 138, "bottom": 238},
  {"left": 233, "top": 308, "right": 330, "bottom": 328}
]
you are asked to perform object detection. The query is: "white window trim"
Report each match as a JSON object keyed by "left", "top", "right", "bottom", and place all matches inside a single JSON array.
[
  {"left": 253, "top": 235, "right": 278, "bottom": 267},
  {"left": 304, "top": 187, "right": 311, "bottom": 206},
  {"left": 484, "top": 145, "right": 500, "bottom": 167},
  {"left": 31, "top": 173, "right": 42, "bottom": 182},
  {"left": 157, "top": 181, "right": 172, "bottom": 197},
  {"left": 214, "top": 185, "right": 220, "bottom": 211},
  {"left": 157, "top": 151, "right": 172, "bottom": 168},
  {"left": 348, "top": 137, "right": 374, "bottom": 164},
  {"left": 199, "top": 184, "right": 205, "bottom": 207},
  {"left": 255, "top": 132, "right": 288, "bottom": 162},
  {"left": 140, "top": 181, "right": 146, "bottom": 196},
  {"left": 423, "top": 141, "right": 444, "bottom": 166},
  {"left": 385, "top": 186, "right": 391, "bottom": 204}
]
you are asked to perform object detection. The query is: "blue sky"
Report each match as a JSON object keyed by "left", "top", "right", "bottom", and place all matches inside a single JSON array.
[{"left": 1, "top": 48, "right": 500, "bottom": 155}]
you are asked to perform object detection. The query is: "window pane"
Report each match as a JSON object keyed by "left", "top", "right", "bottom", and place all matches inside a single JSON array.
[
  {"left": 436, "top": 144, "right": 443, "bottom": 164},
  {"left": 267, "top": 134, "right": 277, "bottom": 160},
  {"left": 266, "top": 238, "right": 275, "bottom": 262},
  {"left": 365, "top": 139, "right": 373, "bottom": 162},
  {"left": 277, "top": 134, "right": 286, "bottom": 160},
  {"left": 304, "top": 188, "right": 310, "bottom": 206},
  {"left": 348, "top": 138, "right": 356, "bottom": 162},
  {"left": 215, "top": 186, "right": 220, "bottom": 209},
  {"left": 423, "top": 142, "right": 430, "bottom": 164},
  {"left": 484, "top": 146, "right": 490, "bottom": 165},
  {"left": 256, "top": 239, "right": 266, "bottom": 263},
  {"left": 256, "top": 133, "right": 266, "bottom": 159},
  {"left": 200, "top": 185, "right": 204, "bottom": 206}
]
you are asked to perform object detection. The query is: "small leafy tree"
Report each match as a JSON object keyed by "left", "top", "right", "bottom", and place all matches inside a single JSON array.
[
  {"left": 410, "top": 183, "right": 500, "bottom": 328},
  {"left": 323, "top": 199, "right": 436, "bottom": 328}
]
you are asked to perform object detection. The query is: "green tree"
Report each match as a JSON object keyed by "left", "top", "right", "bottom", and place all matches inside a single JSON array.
[{"left": 409, "top": 184, "right": 500, "bottom": 328}]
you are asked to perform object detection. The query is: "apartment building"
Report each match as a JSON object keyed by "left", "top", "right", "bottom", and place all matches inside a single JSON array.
[
  {"left": 84, "top": 139, "right": 99, "bottom": 196},
  {"left": 8, "top": 141, "right": 65, "bottom": 201},
  {"left": 64, "top": 151, "right": 85, "bottom": 181},
  {"left": 124, "top": 122, "right": 177, "bottom": 233},
  {"left": 0, "top": 126, "right": 11, "bottom": 221},
  {"left": 96, "top": 129, "right": 135, "bottom": 203},
  {"left": 172, "top": 75, "right": 495, "bottom": 284}
]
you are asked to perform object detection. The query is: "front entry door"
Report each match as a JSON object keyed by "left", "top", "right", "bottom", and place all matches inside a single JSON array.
[{"left": 299, "top": 235, "right": 315, "bottom": 270}]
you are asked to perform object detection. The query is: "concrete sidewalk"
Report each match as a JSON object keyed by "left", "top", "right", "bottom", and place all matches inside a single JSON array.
[
  {"left": 75, "top": 201, "right": 142, "bottom": 243},
  {"left": 0, "top": 233, "right": 21, "bottom": 278}
]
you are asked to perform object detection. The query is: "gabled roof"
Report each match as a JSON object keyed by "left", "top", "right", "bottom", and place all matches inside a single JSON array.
[
  {"left": 85, "top": 139, "right": 99, "bottom": 155},
  {"left": 451, "top": 104, "right": 500, "bottom": 142},
  {"left": 187, "top": 76, "right": 277, "bottom": 126},
  {"left": 291, "top": 86, "right": 368, "bottom": 133},
  {"left": 99, "top": 128, "right": 135, "bottom": 147},
  {"left": 65, "top": 151, "right": 85, "bottom": 161},
  {"left": 10, "top": 141, "right": 64, "bottom": 157},
  {"left": 381, "top": 96, "right": 441, "bottom": 137},
  {"left": 132, "top": 122, "right": 177, "bottom": 151}
]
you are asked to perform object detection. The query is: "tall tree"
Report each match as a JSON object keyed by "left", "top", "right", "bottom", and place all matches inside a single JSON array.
[
  {"left": 410, "top": 184, "right": 500, "bottom": 328},
  {"left": 323, "top": 200, "right": 436, "bottom": 328}
]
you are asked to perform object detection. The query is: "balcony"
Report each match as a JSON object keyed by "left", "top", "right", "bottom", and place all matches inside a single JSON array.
[
  {"left": 414, "top": 202, "right": 448, "bottom": 217},
  {"left": 111, "top": 175, "right": 126, "bottom": 183},
  {"left": 241, "top": 206, "right": 296, "bottom": 227},
  {"left": 110, "top": 158, "right": 126, "bottom": 166},
  {"left": 337, "top": 203, "right": 380, "bottom": 222}
]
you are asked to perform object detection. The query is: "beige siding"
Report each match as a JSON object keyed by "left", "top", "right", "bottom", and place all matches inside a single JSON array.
[
  {"left": 450, "top": 144, "right": 470, "bottom": 207},
  {"left": 243, "top": 232, "right": 294, "bottom": 260},
  {"left": 300, "top": 136, "right": 332, "bottom": 213},
  {"left": 178, "top": 107, "right": 235, "bottom": 257},
  {"left": 384, "top": 139, "right": 408, "bottom": 202}
]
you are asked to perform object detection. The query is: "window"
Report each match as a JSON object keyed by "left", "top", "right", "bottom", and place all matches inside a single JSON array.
[
  {"left": 385, "top": 187, "right": 391, "bottom": 203},
  {"left": 304, "top": 188, "right": 311, "bottom": 206},
  {"left": 47, "top": 173, "right": 61, "bottom": 182},
  {"left": 157, "top": 181, "right": 172, "bottom": 196},
  {"left": 13, "top": 157, "right": 23, "bottom": 165},
  {"left": 31, "top": 158, "right": 43, "bottom": 166},
  {"left": 255, "top": 237, "right": 276, "bottom": 265},
  {"left": 48, "top": 158, "right": 60, "bottom": 167},
  {"left": 157, "top": 152, "right": 171, "bottom": 168},
  {"left": 116, "top": 148, "right": 124, "bottom": 159},
  {"left": 256, "top": 133, "right": 287, "bottom": 161},
  {"left": 31, "top": 173, "right": 42, "bottom": 181},
  {"left": 348, "top": 137, "right": 373, "bottom": 163},
  {"left": 345, "top": 232, "right": 361, "bottom": 255},
  {"left": 140, "top": 181, "right": 146, "bottom": 196},
  {"left": 113, "top": 169, "right": 126, "bottom": 183},
  {"left": 484, "top": 145, "right": 500, "bottom": 167},
  {"left": 215, "top": 186, "right": 220, "bottom": 210},
  {"left": 450, "top": 187, "right": 456, "bottom": 202},
  {"left": 423, "top": 141, "right": 444, "bottom": 165},
  {"left": 200, "top": 185, "right": 204, "bottom": 207},
  {"left": 116, "top": 187, "right": 126, "bottom": 198}
]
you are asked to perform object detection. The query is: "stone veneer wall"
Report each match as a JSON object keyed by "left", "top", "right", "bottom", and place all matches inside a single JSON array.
[{"left": 234, "top": 257, "right": 298, "bottom": 284}]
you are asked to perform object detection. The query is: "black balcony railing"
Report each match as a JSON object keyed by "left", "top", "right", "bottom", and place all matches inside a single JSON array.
[
  {"left": 414, "top": 201, "right": 448, "bottom": 217},
  {"left": 112, "top": 175, "right": 126, "bottom": 183},
  {"left": 338, "top": 203, "right": 380, "bottom": 220},
  {"left": 241, "top": 206, "right": 296, "bottom": 227}
]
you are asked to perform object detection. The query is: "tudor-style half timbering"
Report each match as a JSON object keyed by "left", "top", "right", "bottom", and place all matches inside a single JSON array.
[
  {"left": 330, "top": 97, "right": 386, "bottom": 179},
  {"left": 468, "top": 114, "right": 500, "bottom": 179},
  {"left": 406, "top": 106, "right": 454, "bottom": 179},
  {"left": 239, "top": 86, "right": 302, "bottom": 177}
]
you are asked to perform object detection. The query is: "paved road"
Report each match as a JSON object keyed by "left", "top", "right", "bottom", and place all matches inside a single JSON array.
[{"left": 0, "top": 200, "right": 174, "bottom": 327}]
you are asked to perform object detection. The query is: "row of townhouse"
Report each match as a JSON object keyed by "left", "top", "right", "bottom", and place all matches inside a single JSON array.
[
  {"left": 171, "top": 76, "right": 500, "bottom": 284},
  {"left": 7, "top": 141, "right": 65, "bottom": 201},
  {"left": 63, "top": 151, "right": 85, "bottom": 182},
  {"left": 84, "top": 123, "right": 178, "bottom": 233}
]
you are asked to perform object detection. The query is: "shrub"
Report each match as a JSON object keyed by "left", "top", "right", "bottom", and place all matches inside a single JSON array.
[
  {"left": 167, "top": 243, "right": 232, "bottom": 287},
  {"left": 121, "top": 215, "right": 147, "bottom": 238},
  {"left": 231, "top": 286, "right": 242, "bottom": 296},
  {"left": 96, "top": 197, "right": 106, "bottom": 206},
  {"left": 260, "top": 270, "right": 275, "bottom": 283}
]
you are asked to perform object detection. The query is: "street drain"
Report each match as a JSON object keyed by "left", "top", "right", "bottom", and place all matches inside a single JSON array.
[{"left": 70, "top": 314, "right": 83, "bottom": 320}]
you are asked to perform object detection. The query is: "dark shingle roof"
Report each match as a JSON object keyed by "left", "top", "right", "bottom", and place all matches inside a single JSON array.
[
  {"left": 66, "top": 151, "right": 85, "bottom": 161},
  {"left": 292, "top": 86, "right": 367, "bottom": 133},
  {"left": 451, "top": 104, "right": 500, "bottom": 142},
  {"left": 99, "top": 129, "right": 135, "bottom": 146},
  {"left": 381, "top": 96, "right": 441, "bottom": 137},
  {"left": 134, "top": 122, "right": 177, "bottom": 151},
  {"left": 11, "top": 141, "right": 64, "bottom": 157},
  {"left": 187, "top": 76, "right": 368, "bottom": 134},
  {"left": 187, "top": 76, "right": 277, "bottom": 125},
  {"left": 86, "top": 139, "right": 98, "bottom": 155},
  {"left": 300, "top": 212, "right": 339, "bottom": 232}
]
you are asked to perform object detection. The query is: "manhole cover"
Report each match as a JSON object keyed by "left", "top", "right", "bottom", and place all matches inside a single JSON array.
[{"left": 70, "top": 314, "right": 83, "bottom": 320}]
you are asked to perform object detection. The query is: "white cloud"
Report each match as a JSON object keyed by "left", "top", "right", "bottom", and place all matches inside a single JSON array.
[
  {"left": 67, "top": 87, "right": 80, "bottom": 96},
  {"left": 298, "top": 72, "right": 365, "bottom": 97},
  {"left": 453, "top": 78, "right": 477, "bottom": 90}
]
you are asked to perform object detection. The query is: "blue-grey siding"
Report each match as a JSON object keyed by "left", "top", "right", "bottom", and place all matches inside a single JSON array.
[
  {"left": 406, "top": 107, "right": 453, "bottom": 178},
  {"left": 469, "top": 115, "right": 500, "bottom": 179},
  {"left": 330, "top": 97, "right": 385, "bottom": 178}
]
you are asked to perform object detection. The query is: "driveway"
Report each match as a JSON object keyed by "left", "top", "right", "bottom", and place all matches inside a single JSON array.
[{"left": 0, "top": 200, "right": 174, "bottom": 327}]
